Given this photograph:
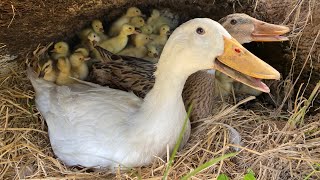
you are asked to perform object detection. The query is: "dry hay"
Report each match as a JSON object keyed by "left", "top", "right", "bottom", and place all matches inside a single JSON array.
[{"left": 0, "top": 0, "right": 320, "bottom": 179}]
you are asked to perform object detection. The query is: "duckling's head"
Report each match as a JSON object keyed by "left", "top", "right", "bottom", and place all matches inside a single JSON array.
[
  {"left": 215, "top": 71, "right": 234, "bottom": 83},
  {"left": 159, "top": 25, "right": 171, "bottom": 36},
  {"left": 157, "top": 18, "right": 280, "bottom": 92},
  {"left": 130, "top": 16, "right": 145, "bottom": 28},
  {"left": 133, "top": 34, "right": 151, "bottom": 47},
  {"left": 70, "top": 52, "right": 87, "bottom": 66},
  {"left": 219, "top": 13, "right": 290, "bottom": 44},
  {"left": 147, "top": 45, "right": 159, "bottom": 58},
  {"left": 141, "top": 25, "right": 153, "bottom": 34},
  {"left": 92, "top": 19, "right": 104, "bottom": 33},
  {"left": 39, "top": 59, "right": 54, "bottom": 78},
  {"left": 150, "top": 9, "right": 160, "bottom": 18},
  {"left": 51, "top": 42, "right": 69, "bottom": 54},
  {"left": 74, "top": 47, "right": 89, "bottom": 57},
  {"left": 120, "top": 24, "right": 140, "bottom": 36},
  {"left": 126, "top": 7, "right": 142, "bottom": 17},
  {"left": 57, "top": 57, "right": 71, "bottom": 73},
  {"left": 87, "top": 32, "right": 101, "bottom": 46}
]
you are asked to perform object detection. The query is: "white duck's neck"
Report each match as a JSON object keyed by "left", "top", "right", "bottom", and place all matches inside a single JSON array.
[{"left": 132, "top": 51, "right": 193, "bottom": 152}]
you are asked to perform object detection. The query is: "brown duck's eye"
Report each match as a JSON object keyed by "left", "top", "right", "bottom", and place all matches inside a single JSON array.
[
  {"left": 196, "top": 27, "right": 205, "bottom": 35},
  {"left": 230, "top": 19, "right": 237, "bottom": 25}
]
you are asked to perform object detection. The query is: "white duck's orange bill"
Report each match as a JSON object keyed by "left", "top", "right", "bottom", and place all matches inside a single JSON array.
[{"left": 214, "top": 37, "right": 281, "bottom": 93}]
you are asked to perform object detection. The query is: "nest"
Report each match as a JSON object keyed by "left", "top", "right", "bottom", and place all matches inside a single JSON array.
[{"left": 0, "top": 0, "right": 319, "bottom": 179}]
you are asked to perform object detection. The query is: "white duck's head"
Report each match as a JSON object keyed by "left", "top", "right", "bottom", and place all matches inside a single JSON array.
[{"left": 156, "top": 18, "right": 280, "bottom": 92}]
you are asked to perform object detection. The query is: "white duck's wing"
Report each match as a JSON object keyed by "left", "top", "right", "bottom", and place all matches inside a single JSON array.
[{"left": 27, "top": 68, "right": 142, "bottom": 166}]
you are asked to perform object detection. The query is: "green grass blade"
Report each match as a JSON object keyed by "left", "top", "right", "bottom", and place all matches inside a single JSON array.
[
  {"left": 162, "top": 104, "right": 193, "bottom": 180},
  {"left": 181, "top": 152, "right": 238, "bottom": 180}
]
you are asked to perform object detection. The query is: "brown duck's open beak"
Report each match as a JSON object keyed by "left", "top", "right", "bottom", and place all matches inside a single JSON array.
[
  {"left": 251, "top": 19, "right": 290, "bottom": 42},
  {"left": 214, "top": 37, "right": 280, "bottom": 93},
  {"left": 38, "top": 70, "right": 45, "bottom": 78}
]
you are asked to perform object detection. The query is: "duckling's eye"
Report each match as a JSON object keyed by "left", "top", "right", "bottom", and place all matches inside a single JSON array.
[
  {"left": 230, "top": 19, "right": 237, "bottom": 25},
  {"left": 129, "top": 27, "right": 132, "bottom": 30},
  {"left": 58, "top": 46, "right": 62, "bottom": 49},
  {"left": 140, "top": 20, "right": 143, "bottom": 23},
  {"left": 136, "top": 10, "right": 139, "bottom": 13},
  {"left": 196, "top": 27, "right": 205, "bottom": 35}
]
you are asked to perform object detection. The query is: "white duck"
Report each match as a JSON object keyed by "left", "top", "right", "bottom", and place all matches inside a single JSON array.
[{"left": 28, "top": 18, "right": 280, "bottom": 169}]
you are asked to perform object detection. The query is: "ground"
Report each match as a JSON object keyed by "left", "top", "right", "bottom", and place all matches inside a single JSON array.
[{"left": 0, "top": 0, "right": 319, "bottom": 179}]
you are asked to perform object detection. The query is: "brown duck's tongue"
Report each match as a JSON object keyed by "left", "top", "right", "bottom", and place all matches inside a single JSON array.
[
  {"left": 214, "top": 36, "right": 280, "bottom": 93},
  {"left": 251, "top": 19, "right": 290, "bottom": 42}
]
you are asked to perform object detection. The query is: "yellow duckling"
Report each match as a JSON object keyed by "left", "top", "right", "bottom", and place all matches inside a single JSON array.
[
  {"left": 149, "top": 24, "right": 170, "bottom": 50},
  {"left": 50, "top": 42, "right": 70, "bottom": 60},
  {"left": 38, "top": 59, "right": 57, "bottom": 82},
  {"left": 143, "top": 45, "right": 159, "bottom": 63},
  {"left": 214, "top": 71, "right": 234, "bottom": 98},
  {"left": 87, "top": 32, "right": 103, "bottom": 61},
  {"left": 56, "top": 57, "right": 74, "bottom": 85},
  {"left": 108, "top": 7, "right": 143, "bottom": 36},
  {"left": 141, "top": 25, "right": 153, "bottom": 35},
  {"left": 79, "top": 19, "right": 108, "bottom": 42},
  {"left": 147, "top": 9, "right": 177, "bottom": 34},
  {"left": 99, "top": 24, "right": 139, "bottom": 54},
  {"left": 70, "top": 52, "right": 89, "bottom": 80},
  {"left": 129, "top": 16, "right": 145, "bottom": 28},
  {"left": 118, "top": 33, "right": 151, "bottom": 58},
  {"left": 74, "top": 47, "right": 90, "bottom": 57}
]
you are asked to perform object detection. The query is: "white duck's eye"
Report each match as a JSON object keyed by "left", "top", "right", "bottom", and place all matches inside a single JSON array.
[
  {"left": 230, "top": 19, "right": 237, "bottom": 25},
  {"left": 196, "top": 27, "right": 205, "bottom": 35}
]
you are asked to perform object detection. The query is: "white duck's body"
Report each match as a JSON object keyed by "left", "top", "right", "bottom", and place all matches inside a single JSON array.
[
  {"left": 29, "top": 62, "right": 189, "bottom": 168},
  {"left": 29, "top": 18, "right": 279, "bottom": 169}
]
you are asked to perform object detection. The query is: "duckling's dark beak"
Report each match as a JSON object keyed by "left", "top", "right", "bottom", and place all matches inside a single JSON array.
[
  {"left": 214, "top": 36, "right": 280, "bottom": 93},
  {"left": 92, "top": 40, "right": 97, "bottom": 47},
  {"left": 153, "top": 53, "right": 159, "bottom": 58},
  {"left": 38, "top": 71, "right": 45, "bottom": 78},
  {"left": 134, "top": 27, "right": 142, "bottom": 34},
  {"left": 166, "top": 31, "right": 172, "bottom": 35},
  {"left": 251, "top": 19, "right": 290, "bottom": 42},
  {"left": 100, "top": 28, "right": 104, "bottom": 33},
  {"left": 84, "top": 57, "right": 91, "bottom": 61}
]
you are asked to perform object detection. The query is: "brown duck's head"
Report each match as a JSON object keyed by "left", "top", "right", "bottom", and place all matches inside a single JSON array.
[{"left": 219, "top": 13, "right": 290, "bottom": 44}]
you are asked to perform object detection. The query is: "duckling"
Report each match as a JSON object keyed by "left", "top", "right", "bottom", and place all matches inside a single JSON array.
[
  {"left": 147, "top": 9, "right": 178, "bottom": 34},
  {"left": 74, "top": 47, "right": 90, "bottom": 57},
  {"left": 50, "top": 42, "right": 70, "bottom": 60},
  {"left": 129, "top": 16, "right": 145, "bottom": 28},
  {"left": 38, "top": 59, "right": 57, "bottom": 82},
  {"left": 149, "top": 24, "right": 170, "bottom": 51},
  {"left": 79, "top": 20, "right": 108, "bottom": 42},
  {"left": 56, "top": 57, "right": 74, "bottom": 85},
  {"left": 99, "top": 24, "right": 139, "bottom": 54},
  {"left": 141, "top": 25, "right": 153, "bottom": 35},
  {"left": 87, "top": 32, "right": 103, "bottom": 61},
  {"left": 214, "top": 71, "right": 234, "bottom": 97},
  {"left": 143, "top": 45, "right": 159, "bottom": 63},
  {"left": 118, "top": 33, "right": 151, "bottom": 58},
  {"left": 70, "top": 52, "right": 89, "bottom": 80},
  {"left": 109, "top": 7, "right": 143, "bottom": 36}
]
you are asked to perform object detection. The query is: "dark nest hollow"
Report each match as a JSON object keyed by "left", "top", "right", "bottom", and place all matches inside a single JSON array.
[{"left": 0, "top": 0, "right": 319, "bottom": 179}]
